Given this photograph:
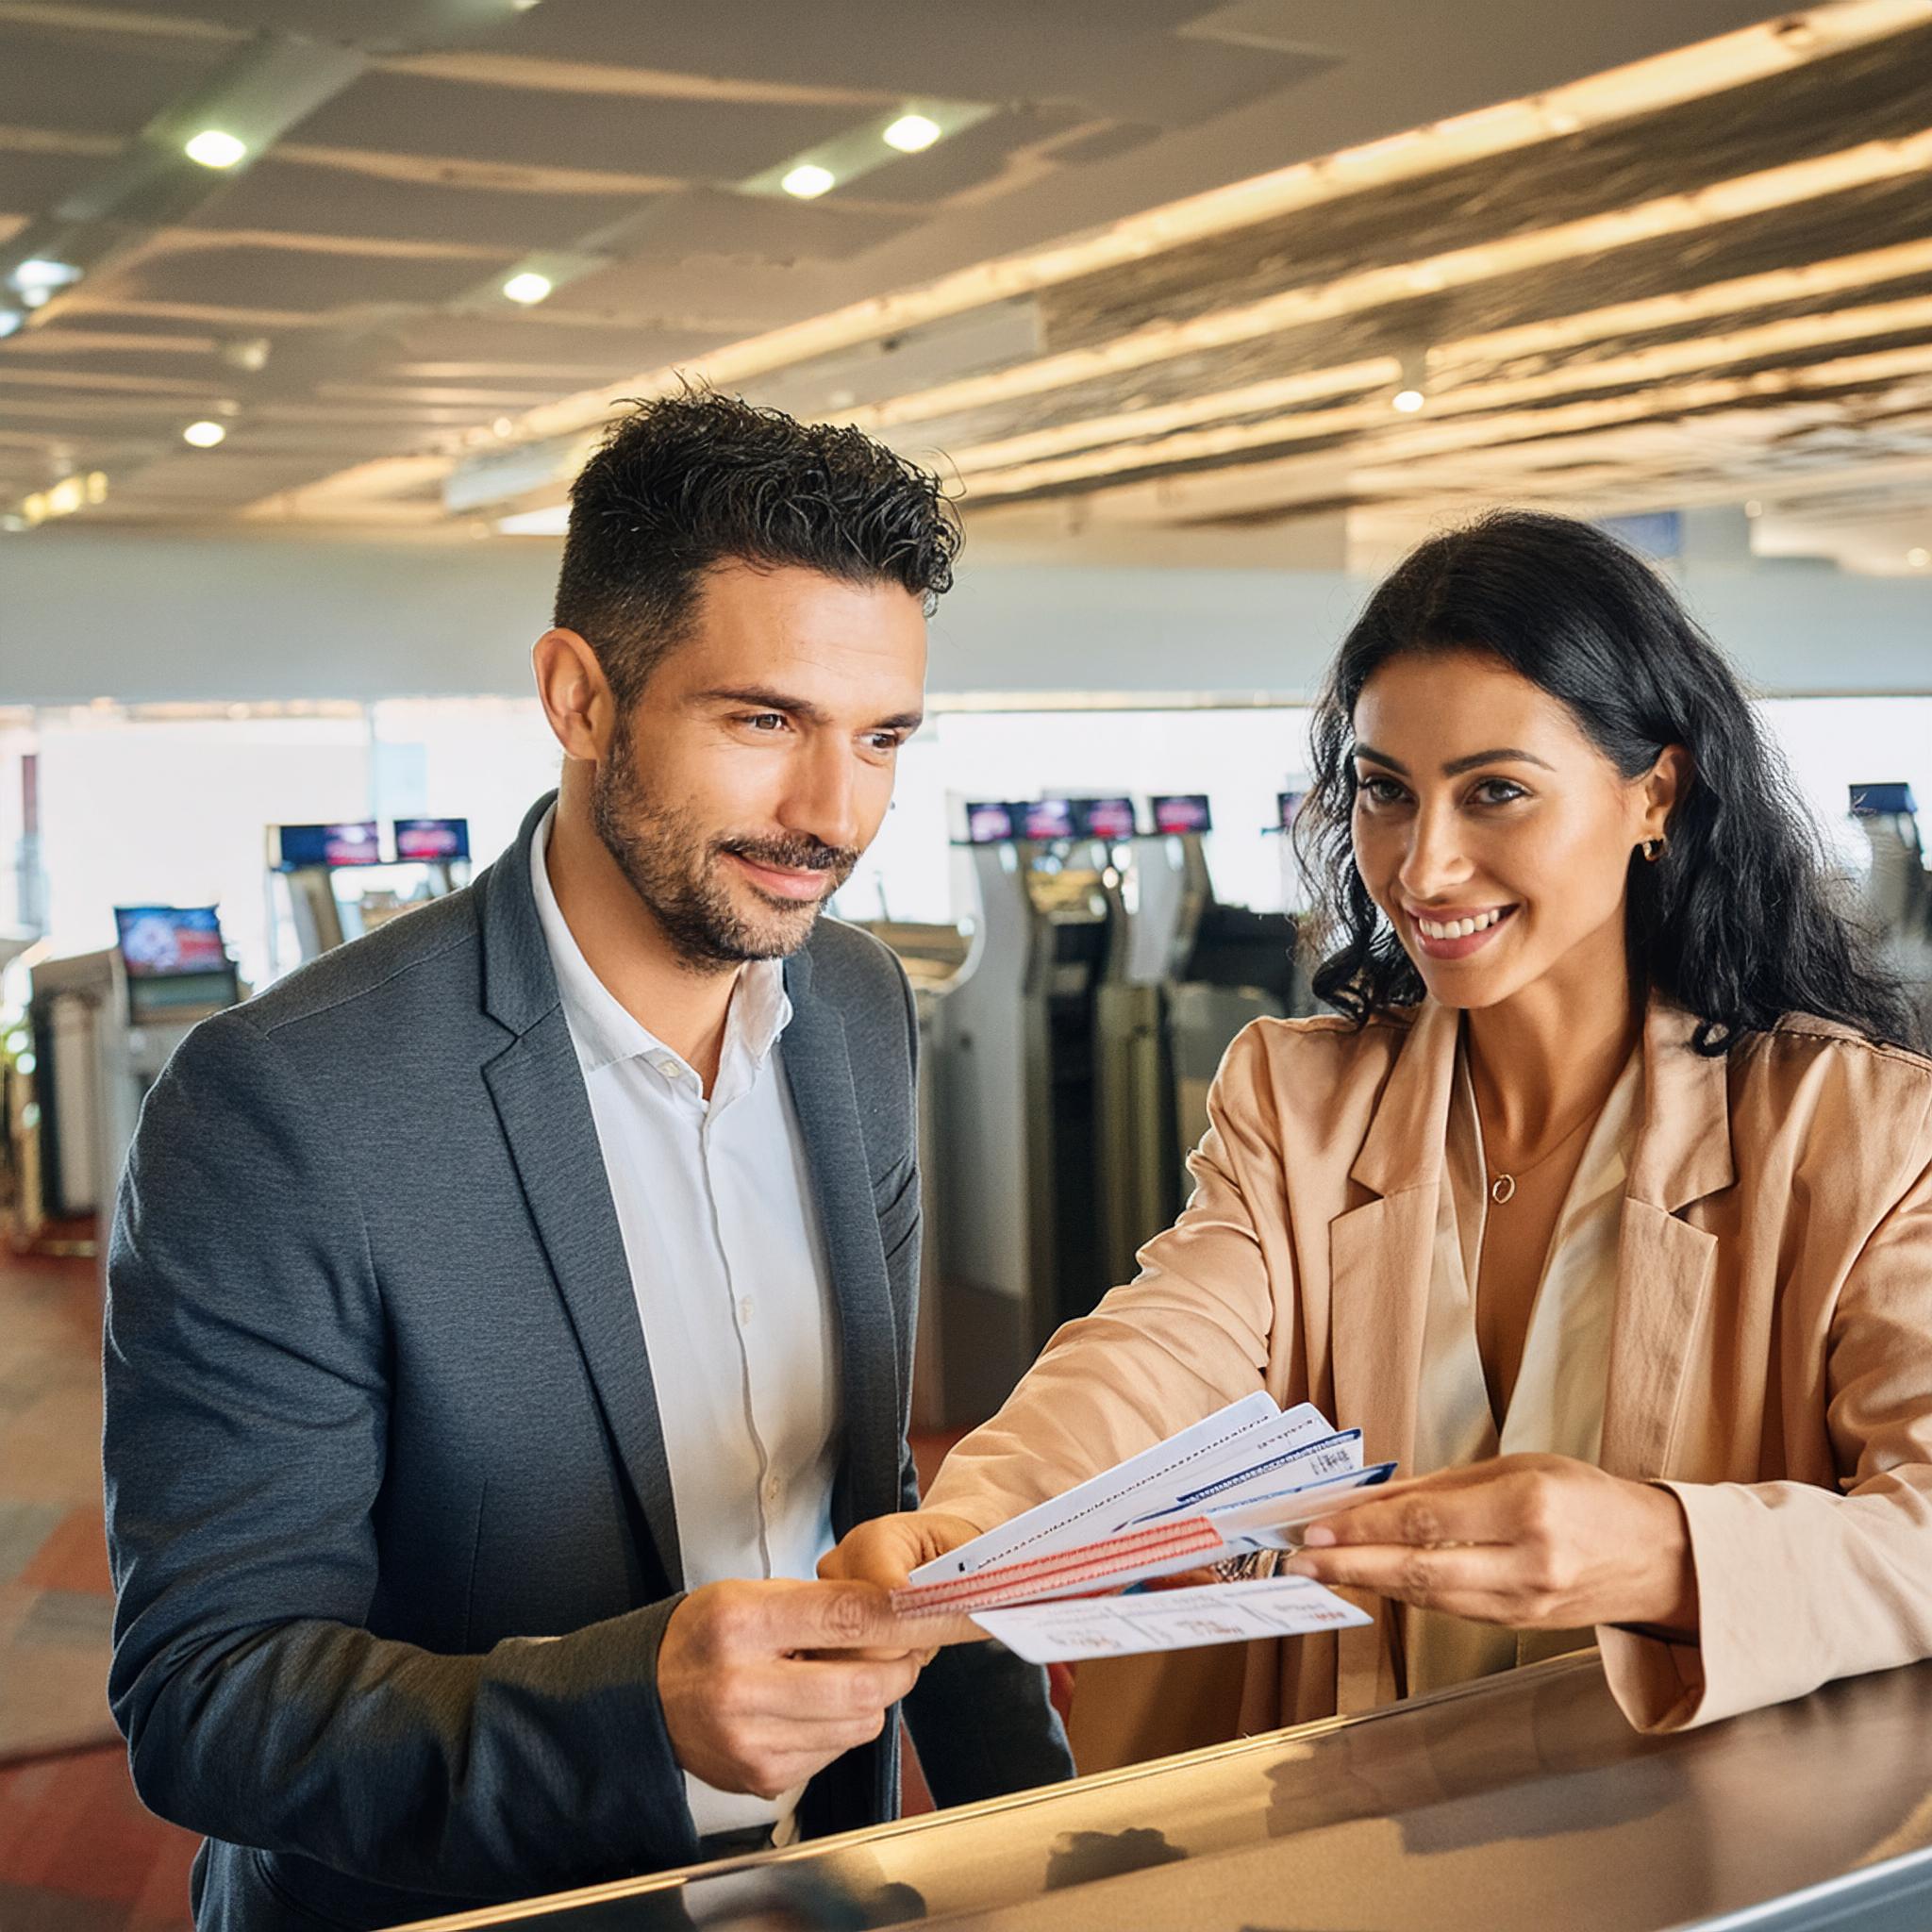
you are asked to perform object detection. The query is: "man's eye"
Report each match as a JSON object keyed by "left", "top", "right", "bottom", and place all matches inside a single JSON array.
[
  {"left": 865, "top": 732, "right": 905, "bottom": 755},
  {"left": 741, "top": 713, "right": 787, "bottom": 733}
]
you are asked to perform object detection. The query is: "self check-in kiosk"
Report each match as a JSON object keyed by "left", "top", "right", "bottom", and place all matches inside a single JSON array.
[
  {"left": 31, "top": 905, "right": 241, "bottom": 1264},
  {"left": 268, "top": 817, "right": 471, "bottom": 974},
  {"left": 918, "top": 797, "right": 1124, "bottom": 1421},
  {"left": 1850, "top": 781, "right": 1932, "bottom": 1037}
]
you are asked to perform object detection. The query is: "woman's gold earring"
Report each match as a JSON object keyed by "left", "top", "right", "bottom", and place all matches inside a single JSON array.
[{"left": 1641, "top": 836, "right": 1667, "bottom": 862}]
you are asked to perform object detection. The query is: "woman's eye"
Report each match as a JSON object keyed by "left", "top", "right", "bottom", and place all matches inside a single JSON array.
[
  {"left": 1357, "top": 774, "right": 1407, "bottom": 807},
  {"left": 1470, "top": 777, "right": 1528, "bottom": 806}
]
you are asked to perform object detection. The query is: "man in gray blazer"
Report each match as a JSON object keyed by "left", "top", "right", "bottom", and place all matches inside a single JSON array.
[{"left": 103, "top": 392, "right": 1071, "bottom": 1932}]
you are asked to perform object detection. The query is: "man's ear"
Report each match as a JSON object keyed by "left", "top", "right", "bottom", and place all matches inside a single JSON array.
[{"left": 532, "top": 629, "right": 617, "bottom": 762}]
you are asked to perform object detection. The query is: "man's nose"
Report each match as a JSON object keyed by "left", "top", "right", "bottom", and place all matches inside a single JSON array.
[{"left": 778, "top": 740, "right": 861, "bottom": 854}]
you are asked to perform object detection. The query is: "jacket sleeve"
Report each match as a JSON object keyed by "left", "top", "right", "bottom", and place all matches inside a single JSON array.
[
  {"left": 1600, "top": 1100, "right": 1932, "bottom": 1731},
  {"left": 103, "top": 1010, "right": 702, "bottom": 1895},
  {"left": 925, "top": 1021, "right": 1281, "bottom": 1532}
]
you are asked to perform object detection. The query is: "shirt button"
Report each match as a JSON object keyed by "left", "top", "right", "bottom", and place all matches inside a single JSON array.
[{"left": 738, "top": 1297, "right": 755, "bottom": 1325}]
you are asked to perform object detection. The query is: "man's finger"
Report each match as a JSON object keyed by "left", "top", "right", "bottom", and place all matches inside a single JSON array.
[{"left": 765, "top": 1651, "right": 923, "bottom": 1721}]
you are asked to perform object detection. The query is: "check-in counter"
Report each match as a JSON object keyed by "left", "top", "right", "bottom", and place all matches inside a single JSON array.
[{"left": 400, "top": 1651, "right": 1932, "bottom": 1931}]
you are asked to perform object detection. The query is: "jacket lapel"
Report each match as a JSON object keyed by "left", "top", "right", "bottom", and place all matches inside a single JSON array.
[
  {"left": 1598, "top": 1001, "right": 1732, "bottom": 1478},
  {"left": 477, "top": 795, "right": 683, "bottom": 1588},
  {"left": 1325, "top": 1001, "right": 1460, "bottom": 1709},
  {"left": 1327, "top": 1000, "right": 1462, "bottom": 1476},
  {"left": 781, "top": 949, "right": 903, "bottom": 1536}
]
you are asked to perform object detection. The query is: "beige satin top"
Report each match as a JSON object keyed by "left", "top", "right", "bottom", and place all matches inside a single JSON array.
[{"left": 1403, "top": 1042, "right": 1640, "bottom": 1696}]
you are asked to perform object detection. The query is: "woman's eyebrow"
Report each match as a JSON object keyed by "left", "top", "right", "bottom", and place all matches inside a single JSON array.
[{"left": 1441, "top": 747, "right": 1555, "bottom": 775}]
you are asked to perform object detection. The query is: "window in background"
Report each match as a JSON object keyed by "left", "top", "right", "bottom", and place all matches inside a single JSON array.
[
  {"left": 368, "top": 698, "right": 560, "bottom": 869},
  {"left": 34, "top": 708, "right": 372, "bottom": 991}
]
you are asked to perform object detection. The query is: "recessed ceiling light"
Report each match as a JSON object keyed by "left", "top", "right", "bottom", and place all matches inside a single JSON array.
[
  {"left": 15, "top": 258, "right": 81, "bottom": 290},
  {"left": 185, "top": 128, "right": 248, "bottom": 170},
  {"left": 19, "top": 287, "right": 50, "bottom": 309},
  {"left": 183, "top": 420, "right": 226, "bottom": 447},
  {"left": 0, "top": 310, "right": 21, "bottom": 339},
  {"left": 1745, "top": 499, "right": 1764, "bottom": 518},
  {"left": 883, "top": 113, "right": 942, "bottom": 154},
  {"left": 502, "top": 271, "right": 553, "bottom": 305},
  {"left": 1391, "top": 388, "right": 1426, "bottom": 413},
  {"left": 1910, "top": 547, "right": 1929, "bottom": 569},
  {"left": 781, "top": 163, "right": 837, "bottom": 200}
]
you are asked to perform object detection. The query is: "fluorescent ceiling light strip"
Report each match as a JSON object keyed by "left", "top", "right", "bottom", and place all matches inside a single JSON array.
[
  {"left": 946, "top": 291, "right": 1932, "bottom": 478},
  {"left": 959, "top": 342, "right": 1932, "bottom": 501},
  {"left": 429, "top": 0, "right": 1932, "bottom": 453}
]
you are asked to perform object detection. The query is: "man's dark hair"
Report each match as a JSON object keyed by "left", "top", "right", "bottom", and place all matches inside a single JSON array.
[{"left": 553, "top": 389, "right": 960, "bottom": 706}]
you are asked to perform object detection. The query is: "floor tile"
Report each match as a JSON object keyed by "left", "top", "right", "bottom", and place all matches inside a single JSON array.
[
  {"left": 18, "top": 1508, "right": 113, "bottom": 1596},
  {"left": 0, "top": 1502, "right": 66, "bottom": 1588}
]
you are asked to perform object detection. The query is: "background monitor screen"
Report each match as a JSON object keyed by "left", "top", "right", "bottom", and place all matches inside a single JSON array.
[
  {"left": 393, "top": 816, "right": 471, "bottom": 863},
  {"left": 963, "top": 800, "right": 1020, "bottom": 845},
  {"left": 1071, "top": 796, "right": 1138, "bottom": 841},
  {"left": 114, "top": 906, "right": 226, "bottom": 978},
  {"left": 1277, "top": 791, "right": 1307, "bottom": 831},
  {"left": 274, "top": 821, "right": 382, "bottom": 870},
  {"left": 1024, "top": 798, "right": 1075, "bottom": 841},
  {"left": 1151, "top": 793, "right": 1212, "bottom": 835},
  {"left": 1850, "top": 781, "right": 1918, "bottom": 816}
]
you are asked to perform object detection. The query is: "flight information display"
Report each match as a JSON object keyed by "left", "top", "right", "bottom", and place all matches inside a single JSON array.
[
  {"left": 1850, "top": 781, "right": 1918, "bottom": 816},
  {"left": 963, "top": 800, "right": 1024, "bottom": 844},
  {"left": 1151, "top": 793, "right": 1212, "bottom": 835},
  {"left": 273, "top": 821, "right": 382, "bottom": 870},
  {"left": 393, "top": 816, "right": 471, "bottom": 863},
  {"left": 1024, "top": 799, "right": 1075, "bottom": 841},
  {"left": 114, "top": 906, "right": 227, "bottom": 978},
  {"left": 1070, "top": 796, "right": 1139, "bottom": 841}
]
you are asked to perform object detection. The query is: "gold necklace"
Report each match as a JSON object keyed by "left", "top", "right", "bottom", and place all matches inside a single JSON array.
[{"left": 1486, "top": 1103, "right": 1599, "bottom": 1205}]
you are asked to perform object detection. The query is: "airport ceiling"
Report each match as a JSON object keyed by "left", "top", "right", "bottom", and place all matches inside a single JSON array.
[{"left": 4, "top": 0, "right": 1932, "bottom": 569}]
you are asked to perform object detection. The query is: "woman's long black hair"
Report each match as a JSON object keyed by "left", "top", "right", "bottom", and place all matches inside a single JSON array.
[{"left": 1293, "top": 509, "right": 1921, "bottom": 1056}]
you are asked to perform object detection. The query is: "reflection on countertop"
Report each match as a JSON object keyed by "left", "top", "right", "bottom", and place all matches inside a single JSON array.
[{"left": 397, "top": 1651, "right": 1932, "bottom": 1931}]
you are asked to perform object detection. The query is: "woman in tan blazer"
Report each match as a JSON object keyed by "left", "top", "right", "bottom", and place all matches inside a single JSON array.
[{"left": 830, "top": 509, "right": 1932, "bottom": 1760}]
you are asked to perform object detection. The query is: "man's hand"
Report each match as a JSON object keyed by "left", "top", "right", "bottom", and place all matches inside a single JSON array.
[
  {"left": 657, "top": 1579, "right": 934, "bottom": 1800},
  {"left": 819, "top": 1510, "right": 987, "bottom": 1648},
  {"left": 1284, "top": 1453, "right": 1699, "bottom": 1637}
]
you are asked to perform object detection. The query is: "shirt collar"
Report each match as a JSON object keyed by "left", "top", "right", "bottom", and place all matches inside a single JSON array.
[{"left": 529, "top": 806, "right": 791, "bottom": 1079}]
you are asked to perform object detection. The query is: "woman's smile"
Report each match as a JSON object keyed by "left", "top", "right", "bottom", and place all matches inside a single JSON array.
[{"left": 1403, "top": 902, "right": 1520, "bottom": 959}]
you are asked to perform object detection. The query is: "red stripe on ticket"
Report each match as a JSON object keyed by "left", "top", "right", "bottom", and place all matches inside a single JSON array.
[{"left": 889, "top": 1516, "right": 1225, "bottom": 1618}]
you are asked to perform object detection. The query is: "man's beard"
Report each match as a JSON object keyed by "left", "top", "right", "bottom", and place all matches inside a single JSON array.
[{"left": 591, "top": 747, "right": 860, "bottom": 972}]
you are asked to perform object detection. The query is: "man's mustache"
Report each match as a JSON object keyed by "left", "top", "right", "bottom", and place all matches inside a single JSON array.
[{"left": 716, "top": 834, "right": 858, "bottom": 875}]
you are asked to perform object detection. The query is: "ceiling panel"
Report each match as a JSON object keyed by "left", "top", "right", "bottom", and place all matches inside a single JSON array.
[
  {"left": 186, "top": 157, "right": 648, "bottom": 253},
  {"left": 94, "top": 238, "right": 499, "bottom": 314},
  {"left": 289, "top": 70, "right": 860, "bottom": 181},
  {"left": 0, "top": 25, "right": 225, "bottom": 137}
]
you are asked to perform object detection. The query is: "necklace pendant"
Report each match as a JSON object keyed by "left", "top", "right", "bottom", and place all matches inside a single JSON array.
[{"left": 1490, "top": 1174, "right": 1517, "bottom": 1205}]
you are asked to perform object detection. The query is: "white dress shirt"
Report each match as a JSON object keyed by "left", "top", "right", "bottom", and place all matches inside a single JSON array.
[
  {"left": 1403, "top": 1039, "right": 1642, "bottom": 1696},
  {"left": 529, "top": 808, "right": 840, "bottom": 1841}
]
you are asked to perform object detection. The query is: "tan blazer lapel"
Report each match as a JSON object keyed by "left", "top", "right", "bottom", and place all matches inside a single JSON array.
[
  {"left": 1599, "top": 1001, "right": 1734, "bottom": 1478},
  {"left": 1326, "top": 999, "right": 1459, "bottom": 1707}
]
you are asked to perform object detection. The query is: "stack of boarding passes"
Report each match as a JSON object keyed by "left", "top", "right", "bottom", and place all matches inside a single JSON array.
[{"left": 892, "top": 1393, "right": 1396, "bottom": 1663}]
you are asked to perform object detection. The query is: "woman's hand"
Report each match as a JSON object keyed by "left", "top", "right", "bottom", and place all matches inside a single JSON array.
[
  {"left": 819, "top": 1509, "right": 989, "bottom": 1649},
  {"left": 1283, "top": 1453, "right": 1699, "bottom": 1637}
]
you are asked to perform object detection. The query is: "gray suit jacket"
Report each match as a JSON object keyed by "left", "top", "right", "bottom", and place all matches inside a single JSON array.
[{"left": 104, "top": 793, "right": 1070, "bottom": 1932}]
